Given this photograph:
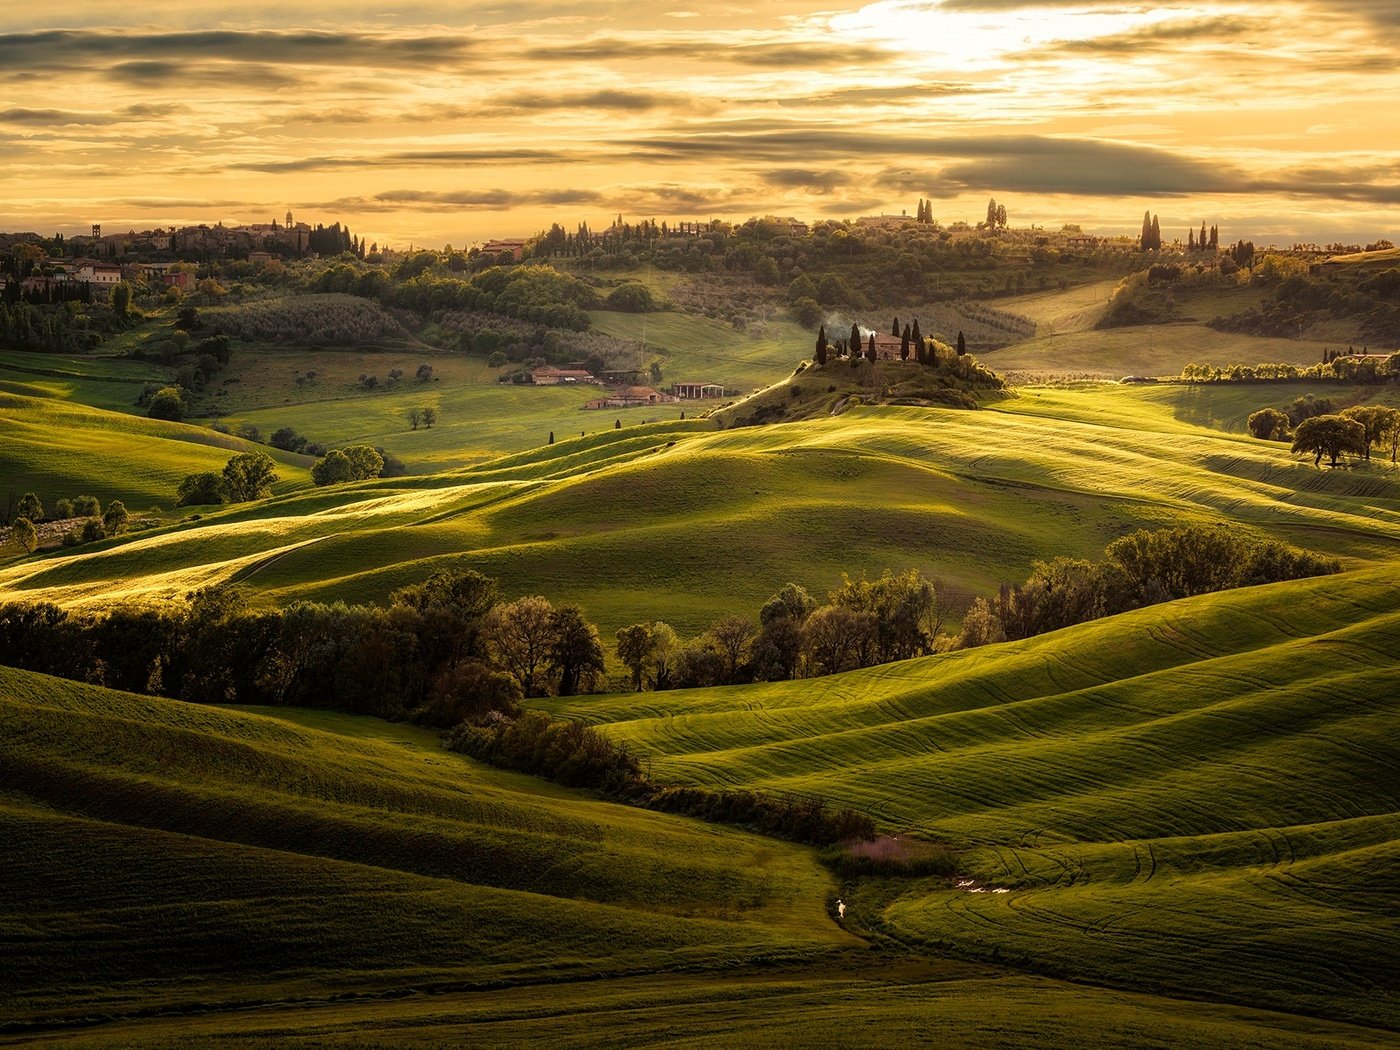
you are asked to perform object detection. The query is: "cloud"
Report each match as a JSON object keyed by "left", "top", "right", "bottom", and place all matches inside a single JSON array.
[
  {"left": 105, "top": 61, "right": 306, "bottom": 89},
  {"left": 232, "top": 147, "right": 597, "bottom": 173},
  {"left": 0, "top": 29, "right": 476, "bottom": 71},
  {"left": 1040, "top": 15, "right": 1258, "bottom": 55},
  {"left": 522, "top": 36, "right": 842, "bottom": 68},
  {"left": 481, "top": 89, "right": 686, "bottom": 115},
  {"left": 301, "top": 187, "right": 606, "bottom": 212},
  {"left": 763, "top": 168, "right": 854, "bottom": 193}
]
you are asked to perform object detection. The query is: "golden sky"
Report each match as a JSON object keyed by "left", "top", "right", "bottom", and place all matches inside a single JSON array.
[{"left": 2, "top": 1, "right": 1398, "bottom": 248}]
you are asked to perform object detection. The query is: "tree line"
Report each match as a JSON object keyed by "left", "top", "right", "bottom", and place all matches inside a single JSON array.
[{"left": 0, "top": 569, "right": 607, "bottom": 724}]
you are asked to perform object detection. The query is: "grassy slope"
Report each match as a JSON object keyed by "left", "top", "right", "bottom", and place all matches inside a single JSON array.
[
  {"left": 0, "top": 669, "right": 850, "bottom": 1025},
  {"left": 589, "top": 309, "right": 809, "bottom": 391},
  {"left": 5, "top": 385, "right": 1400, "bottom": 636},
  {"left": 546, "top": 565, "right": 1400, "bottom": 1029},
  {"left": 4, "top": 669, "right": 1395, "bottom": 1049},
  {"left": 0, "top": 390, "right": 312, "bottom": 509}
]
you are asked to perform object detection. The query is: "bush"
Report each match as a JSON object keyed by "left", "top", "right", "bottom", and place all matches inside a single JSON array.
[
  {"left": 72, "top": 495, "right": 100, "bottom": 517},
  {"left": 605, "top": 282, "right": 657, "bottom": 312},
  {"left": 1247, "top": 407, "right": 1290, "bottom": 441},
  {"left": 79, "top": 518, "right": 106, "bottom": 543},
  {"left": 147, "top": 386, "right": 188, "bottom": 421},
  {"left": 176, "top": 472, "right": 227, "bottom": 507}
]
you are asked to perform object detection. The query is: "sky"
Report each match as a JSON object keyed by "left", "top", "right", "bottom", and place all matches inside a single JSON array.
[{"left": 2, "top": 0, "right": 1398, "bottom": 249}]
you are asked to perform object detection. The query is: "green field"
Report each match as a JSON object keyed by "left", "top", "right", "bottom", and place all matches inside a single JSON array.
[
  {"left": 4, "top": 275, "right": 1399, "bottom": 1046},
  {"left": 546, "top": 565, "right": 1400, "bottom": 1030},
  {"left": 3, "top": 663, "right": 1396, "bottom": 1047},
  {"left": 5, "top": 381, "right": 1399, "bottom": 638}
]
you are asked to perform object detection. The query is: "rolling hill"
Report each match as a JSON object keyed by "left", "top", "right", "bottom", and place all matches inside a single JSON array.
[
  {"left": 4, "top": 382, "right": 1398, "bottom": 642},
  {"left": 545, "top": 565, "right": 1400, "bottom": 1030}
]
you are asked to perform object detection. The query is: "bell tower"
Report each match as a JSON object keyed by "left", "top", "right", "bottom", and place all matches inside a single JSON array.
[{"left": 285, "top": 209, "right": 294, "bottom": 230}]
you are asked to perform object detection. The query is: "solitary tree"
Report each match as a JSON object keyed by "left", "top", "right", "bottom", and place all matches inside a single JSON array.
[
  {"left": 11, "top": 517, "right": 37, "bottom": 554},
  {"left": 1291, "top": 414, "right": 1367, "bottom": 467},
  {"left": 16, "top": 492, "right": 42, "bottom": 523},
  {"left": 548, "top": 431, "right": 555, "bottom": 445},
  {"left": 101, "top": 500, "right": 129, "bottom": 535},
  {"left": 222, "top": 451, "right": 278, "bottom": 502}
]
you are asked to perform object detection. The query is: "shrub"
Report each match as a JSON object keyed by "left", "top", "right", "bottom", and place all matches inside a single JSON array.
[
  {"left": 147, "top": 386, "right": 188, "bottom": 421},
  {"left": 72, "top": 495, "right": 100, "bottom": 517},
  {"left": 1247, "top": 407, "right": 1291, "bottom": 441},
  {"left": 79, "top": 518, "right": 106, "bottom": 543},
  {"left": 176, "top": 472, "right": 227, "bottom": 507}
]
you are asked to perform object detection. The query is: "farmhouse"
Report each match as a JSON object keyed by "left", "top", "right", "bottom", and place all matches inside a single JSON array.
[
  {"left": 584, "top": 386, "right": 678, "bottom": 409},
  {"left": 532, "top": 367, "right": 598, "bottom": 385},
  {"left": 481, "top": 239, "right": 528, "bottom": 261},
  {"left": 872, "top": 333, "right": 905, "bottom": 359}
]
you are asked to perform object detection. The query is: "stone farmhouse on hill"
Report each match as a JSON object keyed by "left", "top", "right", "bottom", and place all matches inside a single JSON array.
[{"left": 584, "top": 386, "right": 678, "bottom": 410}]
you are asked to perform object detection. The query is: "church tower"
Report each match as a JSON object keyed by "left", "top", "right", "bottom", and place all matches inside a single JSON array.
[{"left": 285, "top": 210, "right": 294, "bottom": 230}]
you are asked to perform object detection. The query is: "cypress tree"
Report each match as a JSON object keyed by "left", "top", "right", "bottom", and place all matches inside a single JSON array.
[
  {"left": 900, "top": 325, "right": 911, "bottom": 361},
  {"left": 1200, "top": 222, "right": 1208, "bottom": 249},
  {"left": 891, "top": 316, "right": 900, "bottom": 338},
  {"left": 1189, "top": 229, "right": 1196, "bottom": 250},
  {"left": 866, "top": 333, "right": 876, "bottom": 362},
  {"left": 1151, "top": 215, "right": 1161, "bottom": 251},
  {"left": 815, "top": 325, "right": 828, "bottom": 366},
  {"left": 1141, "top": 210, "right": 1152, "bottom": 250},
  {"left": 548, "top": 431, "right": 555, "bottom": 445},
  {"left": 911, "top": 318, "right": 922, "bottom": 346},
  {"left": 956, "top": 330, "right": 967, "bottom": 356}
]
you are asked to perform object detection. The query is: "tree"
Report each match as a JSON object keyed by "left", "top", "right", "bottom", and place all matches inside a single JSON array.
[
  {"left": 995, "top": 203, "right": 1007, "bottom": 228},
  {"left": 111, "top": 282, "right": 131, "bottom": 321},
  {"left": 79, "top": 518, "right": 106, "bottom": 543},
  {"left": 891, "top": 316, "right": 900, "bottom": 338},
  {"left": 407, "top": 407, "right": 423, "bottom": 430},
  {"left": 72, "top": 495, "right": 100, "bottom": 517},
  {"left": 1376, "top": 408, "right": 1400, "bottom": 464},
  {"left": 416, "top": 364, "right": 434, "bottom": 383},
  {"left": 147, "top": 386, "right": 187, "bottom": 421},
  {"left": 1291, "top": 414, "right": 1367, "bottom": 467},
  {"left": 548, "top": 605, "right": 606, "bottom": 696},
  {"left": 342, "top": 444, "right": 384, "bottom": 480},
  {"left": 102, "top": 500, "right": 129, "bottom": 535},
  {"left": 987, "top": 198, "right": 999, "bottom": 227},
  {"left": 866, "top": 333, "right": 876, "bottom": 363},
  {"left": 814, "top": 325, "right": 828, "bottom": 366},
  {"left": 707, "top": 614, "right": 756, "bottom": 681},
  {"left": 616, "top": 623, "right": 652, "bottom": 691},
  {"left": 956, "top": 330, "right": 967, "bottom": 356},
  {"left": 1341, "top": 406, "right": 1399, "bottom": 461},
  {"left": 269, "top": 427, "right": 306, "bottom": 452},
  {"left": 421, "top": 406, "right": 437, "bottom": 428},
  {"left": 1246, "top": 408, "right": 1290, "bottom": 441},
  {"left": 222, "top": 451, "right": 278, "bottom": 501},
  {"left": 16, "top": 492, "right": 42, "bottom": 523},
  {"left": 484, "top": 596, "right": 557, "bottom": 697},
  {"left": 548, "top": 431, "right": 555, "bottom": 445},
  {"left": 177, "top": 472, "right": 226, "bottom": 506},
  {"left": 10, "top": 517, "right": 37, "bottom": 554},
  {"left": 849, "top": 322, "right": 860, "bottom": 357},
  {"left": 900, "top": 324, "right": 911, "bottom": 361},
  {"left": 311, "top": 450, "right": 355, "bottom": 486}
]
